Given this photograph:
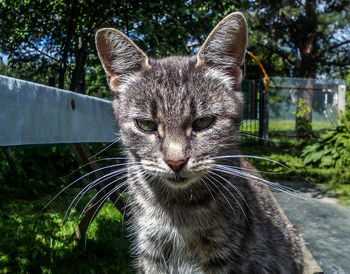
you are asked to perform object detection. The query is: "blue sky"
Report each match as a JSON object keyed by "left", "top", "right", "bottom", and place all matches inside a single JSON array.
[{"left": 1, "top": 53, "right": 8, "bottom": 64}]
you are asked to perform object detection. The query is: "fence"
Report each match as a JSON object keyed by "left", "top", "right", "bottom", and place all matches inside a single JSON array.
[
  {"left": 268, "top": 77, "right": 346, "bottom": 137},
  {"left": 241, "top": 77, "right": 347, "bottom": 139},
  {"left": 0, "top": 75, "right": 116, "bottom": 146},
  {"left": 0, "top": 74, "right": 121, "bottom": 238}
]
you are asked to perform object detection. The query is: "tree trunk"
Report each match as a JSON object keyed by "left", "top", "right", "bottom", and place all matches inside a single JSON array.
[
  {"left": 69, "top": 36, "right": 87, "bottom": 93},
  {"left": 295, "top": 0, "right": 317, "bottom": 138}
]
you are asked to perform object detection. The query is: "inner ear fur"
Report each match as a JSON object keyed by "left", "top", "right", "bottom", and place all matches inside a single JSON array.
[
  {"left": 196, "top": 12, "right": 247, "bottom": 73},
  {"left": 95, "top": 28, "right": 150, "bottom": 91}
]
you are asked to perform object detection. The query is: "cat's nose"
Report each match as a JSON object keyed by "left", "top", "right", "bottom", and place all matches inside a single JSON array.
[{"left": 166, "top": 160, "right": 187, "bottom": 173}]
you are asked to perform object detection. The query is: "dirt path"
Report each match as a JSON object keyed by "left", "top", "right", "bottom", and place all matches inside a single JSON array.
[{"left": 272, "top": 181, "right": 350, "bottom": 274}]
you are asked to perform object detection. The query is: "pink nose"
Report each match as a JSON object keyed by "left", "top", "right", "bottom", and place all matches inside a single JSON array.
[{"left": 166, "top": 160, "right": 186, "bottom": 173}]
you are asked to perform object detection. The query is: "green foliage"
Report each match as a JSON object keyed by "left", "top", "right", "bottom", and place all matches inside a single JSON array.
[
  {"left": 302, "top": 125, "right": 350, "bottom": 168},
  {"left": 294, "top": 99, "right": 314, "bottom": 140},
  {"left": 301, "top": 122, "right": 350, "bottom": 204}
]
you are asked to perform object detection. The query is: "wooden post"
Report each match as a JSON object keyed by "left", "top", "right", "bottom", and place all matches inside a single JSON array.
[{"left": 69, "top": 143, "right": 127, "bottom": 239}]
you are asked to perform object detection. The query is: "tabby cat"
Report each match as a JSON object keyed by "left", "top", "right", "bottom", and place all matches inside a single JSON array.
[{"left": 95, "top": 12, "right": 304, "bottom": 273}]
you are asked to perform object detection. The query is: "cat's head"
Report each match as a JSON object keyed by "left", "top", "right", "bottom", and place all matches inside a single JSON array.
[{"left": 96, "top": 12, "right": 247, "bottom": 189}]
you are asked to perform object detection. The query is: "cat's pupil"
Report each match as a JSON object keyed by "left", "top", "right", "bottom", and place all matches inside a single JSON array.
[
  {"left": 136, "top": 119, "right": 157, "bottom": 132},
  {"left": 192, "top": 116, "right": 215, "bottom": 131}
]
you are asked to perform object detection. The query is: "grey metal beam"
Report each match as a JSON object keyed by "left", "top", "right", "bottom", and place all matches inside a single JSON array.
[{"left": 0, "top": 75, "right": 117, "bottom": 146}]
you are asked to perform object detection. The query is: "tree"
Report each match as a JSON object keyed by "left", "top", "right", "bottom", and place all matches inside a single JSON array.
[
  {"left": 0, "top": 0, "right": 249, "bottom": 94},
  {"left": 246, "top": 0, "right": 350, "bottom": 137}
]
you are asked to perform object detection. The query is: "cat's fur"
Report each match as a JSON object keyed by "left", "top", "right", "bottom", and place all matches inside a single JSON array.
[{"left": 95, "top": 12, "right": 304, "bottom": 273}]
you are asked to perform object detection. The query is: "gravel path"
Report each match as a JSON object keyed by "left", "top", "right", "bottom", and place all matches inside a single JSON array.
[{"left": 272, "top": 181, "right": 350, "bottom": 274}]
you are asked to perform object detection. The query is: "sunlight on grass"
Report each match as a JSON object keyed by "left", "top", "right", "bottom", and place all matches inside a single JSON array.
[{"left": 0, "top": 190, "right": 132, "bottom": 273}]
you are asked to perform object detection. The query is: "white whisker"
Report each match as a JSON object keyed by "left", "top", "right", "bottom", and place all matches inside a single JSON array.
[
  {"left": 213, "top": 154, "right": 312, "bottom": 184},
  {"left": 88, "top": 137, "right": 121, "bottom": 160},
  {"left": 207, "top": 173, "right": 248, "bottom": 220},
  {"left": 62, "top": 168, "right": 130, "bottom": 222},
  {"left": 42, "top": 161, "right": 140, "bottom": 211},
  {"left": 208, "top": 170, "right": 253, "bottom": 216},
  {"left": 200, "top": 178, "right": 216, "bottom": 201},
  {"left": 214, "top": 166, "right": 306, "bottom": 200},
  {"left": 203, "top": 176, "right": 236, "bottom": 215},
  {"left": 80, "top": 169, "right": 145, "bottom": 217}
]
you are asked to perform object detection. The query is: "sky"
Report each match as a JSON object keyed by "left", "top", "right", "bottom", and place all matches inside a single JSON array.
[{"left": 0, "top": 53, "right": 8, "bottom": 64}]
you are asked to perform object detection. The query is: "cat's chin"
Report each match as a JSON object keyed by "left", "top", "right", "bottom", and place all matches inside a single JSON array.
[{"left": 163, "top": 176, "right": 198, "bottom": 189}]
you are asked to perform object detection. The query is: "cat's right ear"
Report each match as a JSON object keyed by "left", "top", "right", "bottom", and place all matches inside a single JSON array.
[
  {"left": 196, "top": 12, "right": 247, "bottom": 80},
  {"left": 95, "top": 28, "right": 150, "bottom": 92}
]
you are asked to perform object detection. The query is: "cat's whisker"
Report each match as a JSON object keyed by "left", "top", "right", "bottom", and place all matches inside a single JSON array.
[
  {"left": 218, "top": 163, "right": 292, "bottom": 175},
  {"left": 62, "top": 167, "right": 131, "bottom": 223},
  {"left": 215, "top": 166, "right": 289, "bottom": 193},
  {"left": 207, "top": 173, "right": 248, "bottom": 220},
  {"left": 43, "top": 161, "right": 140, "bottom": 211},
  {"left": 216, "top": 164, "right": 296, "bottom": 193},
  {"left": 213, "top": 154, "right": 312, "bottom": 184},
  {"left": 200, "top": 178, "right": 216, "bottom": 201},
  {"left": 59, "top": 157, "right": 129, "bottom": 180},
  {"left": 69, "top": 163, "right": 143, "bottom": 218},
  {"left": 208, "top": 170, "right": 253, "bottom": 216},
  {"left": 203, "top": 176, "right": 237, "bottom": 215},
  {"left": 214, "top": 167, "right": 306, "bottom": 200},
  {"left": 238, "top": 131, "right": 274, "bottom": 144},
  {"left": 83, "top": 171, "right": 147, "bottom": 246},
  {"left": 81, "top": 170, "right": 144, "bottom": 217},
  {"left": 64, "top": 164, "right": 142, "bottom": 222},
  {"left": 88, "top": 137, "right": 121, "bottom": 160},
  {"left": 79, "top": 172, "right": 132, "bottom": 218}
]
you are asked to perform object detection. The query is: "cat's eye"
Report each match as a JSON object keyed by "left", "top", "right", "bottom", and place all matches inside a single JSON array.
[
  {"left": 192, "top": 116, "right": 215, "bottom": 131},
  {"left": 136, "top": 119, "right": 157, "bottom": 132}
]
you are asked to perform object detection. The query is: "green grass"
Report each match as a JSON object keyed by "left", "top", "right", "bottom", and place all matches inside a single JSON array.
[
  {"left": 239, "top": 138, "right": 350, "bottom": 206},
  {"left": 240, "top": 120, "right": 334, "bottom": 137},
  {"left": 0, "top": 193, "right": 133, "bottom": 273},
  {"left": 0, "top": 145, "right": 133, "bottom": 273},
  {"left": 269, "top": 120, "right": 334, "bottom": 136},
  {"left": 0, "top": 186, "right": 133, "bottom": 273}
]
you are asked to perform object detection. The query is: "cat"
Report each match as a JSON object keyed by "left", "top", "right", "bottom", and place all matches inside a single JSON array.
[{"left": 95, "top": 12, "right": 304, "bottom": 273}]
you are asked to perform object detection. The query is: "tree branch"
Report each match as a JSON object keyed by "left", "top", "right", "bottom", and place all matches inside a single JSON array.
[
  {"left": 328, "top": 40, "right": 350, "bottom": 51},
  {"left": 258, "top": 43, "right": 297, "bottom": 66},
  {"left": 27, "top": 40, "right": 60, "bottom": 63}
]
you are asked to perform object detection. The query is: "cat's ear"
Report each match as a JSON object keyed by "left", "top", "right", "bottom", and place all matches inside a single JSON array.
[
  {"left": 196, "top": 12, "right": 247, "bottom": 78},
  {"left": 95, "top": 28, "right": 150, "bottom": 91}
]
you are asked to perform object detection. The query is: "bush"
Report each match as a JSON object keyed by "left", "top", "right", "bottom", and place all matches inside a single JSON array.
[{"left": 302, "top": 124, "right": 350, "bottom": 168}]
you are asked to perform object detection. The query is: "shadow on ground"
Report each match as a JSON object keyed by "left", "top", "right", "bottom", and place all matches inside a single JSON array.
[{"left": 273, "top": 180, "right": 350, "bottom": 274}]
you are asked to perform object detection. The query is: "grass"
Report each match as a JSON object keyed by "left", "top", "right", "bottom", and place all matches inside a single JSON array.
[
  {"left": 269, "top": 120, "right": 335, "bottom": 136},
  {"left": 0, "top": 185, "right": 133, "bottom": 273},
  {"left": 241, "top": 120, "right": 335, "bottom": 137},
  {"left": 0, "top": 145, "right": 133, "bottom": 273}
]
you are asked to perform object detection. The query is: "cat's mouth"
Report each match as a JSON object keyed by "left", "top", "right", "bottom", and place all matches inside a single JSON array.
[
  {"left": 167, "top": 176, "right": 187, "bottom": 183},
  {"left": 164, "top": 174, "right": 198, "bottom": 189}
]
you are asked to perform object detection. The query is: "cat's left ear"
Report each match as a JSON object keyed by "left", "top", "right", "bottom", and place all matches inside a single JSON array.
[
  {"left": 196, "top": 12, "right": 247, "bottom": 80},
  {"left": 95, "top": 28, "right": 150, "bottom": 92}
]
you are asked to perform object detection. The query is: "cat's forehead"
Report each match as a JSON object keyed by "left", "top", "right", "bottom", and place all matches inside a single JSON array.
[{"left": 117, "top": 55, "right": 240, "bottom": 121}]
